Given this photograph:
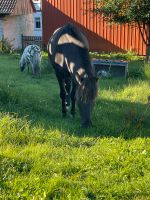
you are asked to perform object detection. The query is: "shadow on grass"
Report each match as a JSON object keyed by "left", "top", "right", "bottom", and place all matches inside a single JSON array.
[
  {"left": 0, "top": 87, "right": 149, "bottom": 139},
  {"left": 93, "top": 98, "right": 149, "bottom": 138},
  {"left": 0, "top": 55, "right": 149, "bottom": 139}
]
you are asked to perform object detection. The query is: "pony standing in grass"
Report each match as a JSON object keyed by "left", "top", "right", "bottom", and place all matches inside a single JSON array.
[
  {"left": 19, "top": 45, "right": 42, "bottom": 75},
  {"left": 48, "top": 23, "right": 98, "bottom": 128}
]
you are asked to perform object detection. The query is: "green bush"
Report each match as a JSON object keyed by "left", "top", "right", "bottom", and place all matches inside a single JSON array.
[
  {"left": 0, "top": 38, "right": 14, "bottom": 53},
  {"left": 90, "top": 51, "right": 142, "bottom": 61},
  {"left": 128, "top": 67, "right": 145, "bottom": 79},
  {"left": 144, "top": 62, "right": 150, "bottom": 79},
  {"left": 127, "top": 61, "right": 150, "bottom": 79}
]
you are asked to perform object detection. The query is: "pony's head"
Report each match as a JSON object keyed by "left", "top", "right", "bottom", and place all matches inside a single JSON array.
[
  {"left": 76, "top": 76, "right": 98, "bottom": 128},
  {"left": 19, "top": 60, "right": 25, "bottom": 72}
]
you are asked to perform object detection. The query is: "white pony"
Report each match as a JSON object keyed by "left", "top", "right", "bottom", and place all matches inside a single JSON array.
[{"left": 19, "top": 45, "right": 42, "bottom": 75}]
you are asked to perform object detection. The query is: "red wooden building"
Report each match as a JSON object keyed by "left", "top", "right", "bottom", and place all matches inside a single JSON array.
[{"left": 42, "top": 0, "right": 147, "bottom": 56}]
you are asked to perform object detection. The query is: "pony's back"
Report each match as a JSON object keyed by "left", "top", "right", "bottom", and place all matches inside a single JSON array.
[
  {"left": 48, "top": 23, "right": 89, "bottom": 56},
  {"left": 48, "top": 23, "right": 94, "bottom": 79}
]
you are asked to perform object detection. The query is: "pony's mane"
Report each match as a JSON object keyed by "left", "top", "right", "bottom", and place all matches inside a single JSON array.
[
  {"left": 76, "top": 77, "right": 98, "bottom": 103},
  {"left": 78, "top": 47, "right": 93, "bottom": 74}
]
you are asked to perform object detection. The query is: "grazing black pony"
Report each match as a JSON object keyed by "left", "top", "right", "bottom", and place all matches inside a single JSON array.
[{"left": 47, "top": 23, "right": 98, "bottom": 127}]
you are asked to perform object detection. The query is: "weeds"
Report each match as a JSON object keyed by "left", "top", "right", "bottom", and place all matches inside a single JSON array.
[
  {"left": 90, "top": 50, "right": 142, "bottom": 61},
  {"left": 0, "top": 38, "right": 14, "bottom": 53}
]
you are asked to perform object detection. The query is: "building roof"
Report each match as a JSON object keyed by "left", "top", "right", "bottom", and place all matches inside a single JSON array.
[
  {"left": 0, "top": 0, "right": 17, "bottom": 15},
  {"left": 0, "top": 0, "right": 35, "bottom": 17}
]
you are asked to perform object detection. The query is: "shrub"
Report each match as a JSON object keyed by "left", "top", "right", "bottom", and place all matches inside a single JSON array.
[
  {"left": 90, "top": 51, "right": 142, "bottom": 61},
  {"left": 0, "top": 38, "right": 14, "bottom": 53}
]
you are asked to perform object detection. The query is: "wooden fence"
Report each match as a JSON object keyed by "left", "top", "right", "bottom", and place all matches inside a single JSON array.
[
  {"left": 42, "top": 0, "right": 147, "bottom": 56},
  {"left": 21, "top": 35, "right": 43, "bottom": 50}
]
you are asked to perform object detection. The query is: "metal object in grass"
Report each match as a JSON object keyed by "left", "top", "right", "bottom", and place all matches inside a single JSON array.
[{"left": 92, "top": 59, "right": 128, "bottom": 78}]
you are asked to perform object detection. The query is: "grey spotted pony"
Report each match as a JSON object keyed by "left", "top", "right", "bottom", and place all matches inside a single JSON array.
[{"left": 19, "top": 45, "right": 42, "bottom": 75}]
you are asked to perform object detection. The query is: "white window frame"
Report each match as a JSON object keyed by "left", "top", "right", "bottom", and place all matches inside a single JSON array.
[
  {"left": 34, "top": 17, "right": 41, "bottom": 30},
  {"left": 32, "top": 0, "right": 40, "bottom": 3}
]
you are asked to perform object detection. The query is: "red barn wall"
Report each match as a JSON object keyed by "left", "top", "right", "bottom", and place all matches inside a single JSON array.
[{"left": 42, "top": 0, "right": 146, "bottom": 56}]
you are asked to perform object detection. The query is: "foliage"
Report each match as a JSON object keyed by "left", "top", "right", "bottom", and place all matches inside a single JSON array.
[
  {"left": 92, "top": 0, "right": 150, "bottom": 24},
  {"left": 143, "top": 62, "right": 150, "bottom": 79},
  {"left": 90, "top": 51, "right": 142, "bottom": 61},
  {"left": 0, "top": 38, "right": 14, "bottom": 54},
  {"left": 92, "top": 0, "right": 150, "bottom": 60},
  {"left": 0, "top": 53, "right": 150, "bottom": 199}
]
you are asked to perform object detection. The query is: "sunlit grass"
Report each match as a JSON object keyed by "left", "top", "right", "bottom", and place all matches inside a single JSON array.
[{"left": 0, "top": 53, "right": 150, "bottom": 199}]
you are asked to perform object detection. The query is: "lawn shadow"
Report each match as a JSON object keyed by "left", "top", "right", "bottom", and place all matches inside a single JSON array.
[
  {"left": 0, "top": 55, "right": 149, "bottom": 139},
  {"left": 0, "top": 90, "right": 149, "bottom": 139},
  {"left": 91, "top": 98, "right": 150, "bottom": 138}
]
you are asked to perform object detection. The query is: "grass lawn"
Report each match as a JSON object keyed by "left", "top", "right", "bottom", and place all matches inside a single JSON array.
[{"left": 0, "top": 53, "right": 150, "bottom": 199}]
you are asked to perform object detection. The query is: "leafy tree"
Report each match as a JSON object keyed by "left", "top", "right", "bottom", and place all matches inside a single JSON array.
[{"left": 92, "top": 0, "right": 150, "bottom": 60}]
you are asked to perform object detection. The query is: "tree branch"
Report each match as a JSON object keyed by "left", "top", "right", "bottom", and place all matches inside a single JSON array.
[{"left": 137, "top": 22, "right": 148, "bottom": 45}]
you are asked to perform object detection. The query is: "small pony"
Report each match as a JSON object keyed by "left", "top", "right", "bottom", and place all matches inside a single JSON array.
[
  {"left": 19, "top": 44, "right": 42, "bottom": 75},
  {"left": 47, "top": 23, "right": 98, "bottom": 128}
]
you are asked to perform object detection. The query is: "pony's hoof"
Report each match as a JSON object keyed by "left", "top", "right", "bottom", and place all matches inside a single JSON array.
[
  {"left": 70, "top": 111, "right": 75, "bottom": 118},
  {"left": 66, "top": 106, "right": 70, "bottom": 110},
  {"left": 62, "top": 113, "right": 67, "bottom": 117},
  {"left": 70, "top": 114, "right": 75, "bottom": 118},
  {"left": 81, "top": 121, "right": 92, "bottom": 128}
]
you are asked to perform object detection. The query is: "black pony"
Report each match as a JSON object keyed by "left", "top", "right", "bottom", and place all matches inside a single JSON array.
[{"left": 48, "top": 23, "right": 98, "bottom": 127}]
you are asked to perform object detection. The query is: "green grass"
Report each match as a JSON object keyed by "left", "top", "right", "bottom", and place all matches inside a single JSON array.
[{"left": 0, "top": 53, "right": 150, "bottom": 199}]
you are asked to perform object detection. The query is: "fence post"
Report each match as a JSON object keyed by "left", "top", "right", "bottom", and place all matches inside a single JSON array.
[
  {"left": 21, "top": 34, "right": 23, "bottom": 52},
  {"left": 0, "top": 34, "right": 4, "bottom": 51}
]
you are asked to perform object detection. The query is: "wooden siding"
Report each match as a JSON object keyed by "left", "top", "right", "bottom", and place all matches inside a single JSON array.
[
  {"left": 11, "top": 0, "right": 35, "bottom": 16},
  {"left": 42, "top": 0, "right": 147, "bottom": 56}
]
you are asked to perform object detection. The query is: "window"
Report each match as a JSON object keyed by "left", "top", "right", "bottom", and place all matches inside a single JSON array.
[
  {"left": 35, "top": 17, "right": 41, "bottom": 29},
  {"left": 33, "top": 0, "right": 40, "bottom": 3}
]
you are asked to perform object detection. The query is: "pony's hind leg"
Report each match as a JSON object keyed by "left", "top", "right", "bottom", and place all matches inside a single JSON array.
[
  {"left": 32, "top": 65, "right": 36, "bottom": 75},
  {"left": 70, "top": 82, "right": 76, "bottom": 117},
  {"left": 56, "top": 74, "right": 67, "bottom": 117}
]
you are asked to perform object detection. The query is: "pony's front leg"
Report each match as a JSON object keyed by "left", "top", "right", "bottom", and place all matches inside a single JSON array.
[
  {"left": 30, "top": 61, "right": 35, "bottom": 75},
  {"left": 65, "top": 77, "right": 71, "bottom": 108}
]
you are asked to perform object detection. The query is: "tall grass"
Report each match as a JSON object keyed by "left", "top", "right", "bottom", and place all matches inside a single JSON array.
[{"left": 0, "top": 53, "right": 150, "bottom": 199}]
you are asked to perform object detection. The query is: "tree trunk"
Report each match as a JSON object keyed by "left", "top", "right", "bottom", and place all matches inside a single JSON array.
[
  {"left": 146, "top": 25, "right": 150, "bottom": 62},
  {"left": 146, "top": 44, "right": 150, "bottom": 62}
]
